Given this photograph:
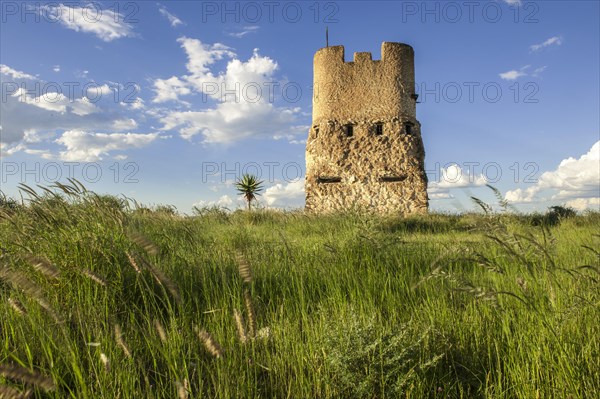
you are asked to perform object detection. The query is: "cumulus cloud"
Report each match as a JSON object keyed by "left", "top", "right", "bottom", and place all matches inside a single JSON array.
[
  {"left": 152, "top": 76, "right": 191, "bottom": 103},
  {"left": 42, "top": 3, "right": 135, "bottom": 42},
  {"left": 1, "top": 64, "right": 36, "bottom": 80},
  {"left": 13, "top": 88, "right": 100, "bottom": 116},
  {"left": 565, "top": 198, "right": 600, "bottom": 211},
  {"left": 427, "top": 164, "right": 487, "bottom": 200},
  {"left": 505, "top": 141, "right": 600, "bottom": 208},
  {"left": 263, "top": 180, "right": 305, "bottom": 207},
  {"left": 530, "top": 36, "right": 563, "bottom": 52},
  {"left": 158, "top": 3, "right": 184, "bottom": 27},
  {"left": 1, "top": 66, "right": 147, "bottom": 155},
  {"left": 55, "top": 130, "right": 159, "bottom": 161},
  {"left": 193, "top": 195, "right": 235, "bottom": 209},
  {"left": 153, "top": 37, "right": 304, "bottom": 144}
]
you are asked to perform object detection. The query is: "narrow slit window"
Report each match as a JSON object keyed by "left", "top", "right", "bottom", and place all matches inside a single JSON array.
[
  {"left": 344, "top": 124, "right": 354, "bottom": 137},
  {"left": 375, "top": 123, "right": 383, "bottom": 136},
  {"left": 313, "top": 125, "right": 319, "bottom": 138},
  {"left": 380, "top": 176, "right": 407, "bottom": 183},
  {"left": 317, "top": 176, "right": 342, "bottom": 184},
  {"left": 404, "top": 122, "right": 413, "bottom": 135}
]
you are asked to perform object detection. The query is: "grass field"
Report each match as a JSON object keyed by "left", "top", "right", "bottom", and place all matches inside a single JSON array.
[{"left": 1, "top": 181, "right": 599, "bottom": 398}]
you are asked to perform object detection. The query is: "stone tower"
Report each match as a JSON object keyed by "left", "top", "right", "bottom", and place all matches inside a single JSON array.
[{"left": 305, "top": 42, "right": 428, "bottom": 214}]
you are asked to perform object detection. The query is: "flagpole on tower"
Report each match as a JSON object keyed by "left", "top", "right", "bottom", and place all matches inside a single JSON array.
[{"left": 326, "top": 26, "right": 329, "bottom": 47}]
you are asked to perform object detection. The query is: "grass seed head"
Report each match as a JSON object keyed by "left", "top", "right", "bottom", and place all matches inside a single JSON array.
[
  {"left": 24, "top": 255, "right": 60, "bottom": 279},
  {"left": 244, "top": 290, "right": 256, "bottom": 338},
  {"left": 233, "top": 308, "right": 248, "bottom": 344},
  {"left": 114, "top": 324, "right": 132, "bottom": 358},
  {"left": 154, "top": 319, "right": 168, "bottom": 343},
  {"left": 194, "top": 326, "right": 223, "bottom": 358},
  {"left": 0, "top": 364, "right": 55, "bottom": 392},
  {"left": 236, "top": 251, "right": 252, "bottom": 283},
  {"left": 7, "top": 298, "right": 26, "bottom": 315}
]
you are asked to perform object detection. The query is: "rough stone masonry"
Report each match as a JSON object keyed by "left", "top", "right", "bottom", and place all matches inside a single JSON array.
[{"left": 305, "top": 42, "right": 429, "bottom": 214}]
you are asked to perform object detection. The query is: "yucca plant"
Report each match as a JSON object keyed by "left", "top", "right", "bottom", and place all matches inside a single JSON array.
[{"left": 235, "top": 174, "right": 264, "bottom": 211}]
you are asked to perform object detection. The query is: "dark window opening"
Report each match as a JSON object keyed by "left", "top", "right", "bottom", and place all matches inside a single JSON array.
[
  {"left": 344, "top": 124, "right": 354, "bottom": 137},
  {"left": 380, "top": 175, "right": 407, "bottom": 183},
  {"left": 317, "top": 176, "right": 342, "bottom": 184},
  {"left": 404, "top": 122, "right": 413, "bottom": 135},
  {"left": 375, "top": 123, "right": 383, "bottom": 136},
  {"left": 313, "top": 125, "right": 319, "bottom": 137}
]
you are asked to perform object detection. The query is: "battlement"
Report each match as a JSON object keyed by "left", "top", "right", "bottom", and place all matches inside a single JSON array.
[{"left": 314, "top": 42, "right": 414, "bottom": 64}]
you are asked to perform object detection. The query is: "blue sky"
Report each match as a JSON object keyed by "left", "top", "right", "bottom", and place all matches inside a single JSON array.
[{"left": 1, "top": 0, "right": 598, "bottom": 213}]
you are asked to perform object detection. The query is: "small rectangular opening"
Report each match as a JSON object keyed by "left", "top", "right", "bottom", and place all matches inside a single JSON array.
[
  {"left": 313, "top": 125, "right": 319, "bottom": 138},
  {"left": 404, "top": 122, "right": 413, "bottom": 135},
  {"left": 317, "top": 176, "right": 342, "bottom": 184},
  {"left": 375, "top": 123, "right": 383, "bottom": 136},
  {"left": 380, "top": 176, "right": 407, "bottom": 183},
  {"left": 344, "top": 124, "right": 354, "bottom": 137}
]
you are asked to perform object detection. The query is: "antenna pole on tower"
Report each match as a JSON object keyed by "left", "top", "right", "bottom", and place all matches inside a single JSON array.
[{"left": 326, "top": 26, "right": 329, "bottom": 47}]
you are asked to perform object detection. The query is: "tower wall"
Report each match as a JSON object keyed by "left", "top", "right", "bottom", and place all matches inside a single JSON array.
[{"left": 305, "top": 42, "right": 428, "bottom": 214}]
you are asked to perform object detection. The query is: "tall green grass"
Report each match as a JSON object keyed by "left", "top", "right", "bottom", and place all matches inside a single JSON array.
[{"left": 0, "top": 181, "right": 598, "bottom": 398}]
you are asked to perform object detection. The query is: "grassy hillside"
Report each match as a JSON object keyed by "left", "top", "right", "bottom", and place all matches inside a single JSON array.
[{"left": 1, "top": 182, "right": 598, "bottom": 398}]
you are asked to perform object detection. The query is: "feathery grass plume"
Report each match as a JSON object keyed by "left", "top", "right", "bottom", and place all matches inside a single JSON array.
[
  {"left": 141, "top": 257, "right": 182, "bottom": 305},
  {"left": 175, "top": 379, "right": 189, "bottom": 399},
  {"left": 24, "top": 255, "right": 60, "bottom": 279},
  {"left": 0, "top": 364, "right": 55, "bottom": 391},
  {"left": 80, "top": 269, "right": 107, "bottom": 287},
  {"left": 0, "top": 268, "right": 62, "bottom": 323},
  {"left": 99, "top": 353, "right": 110, "bottom": 372},
  {"left": 7, "top": 298, "right": 26, "bottom": 315},
  {"left": 128, "top": 231, "right": 160, "bottom": 256},
  {"left": 154, "top": 319, "right": 167, "bottom": 343},
  {"left": 125, "top": 251, "right": 142, "bottom": 274},
  {"left": 244, "top": 290, "right": 256, "bottom": 338},
  {"left": 194, "top": 326, "right": 223, "bottom": 358},
  {"left": 114, "top": 324, "right": 132, "bottom": 358},
  {"left": 0, "top": 384, "right": 32, "bottom": 399},
  {"left": 233, "top": 308, "right": 248, "bottom": 344},
  {"left": 236, "top": 251, "right": 252, "bottom": 283}
]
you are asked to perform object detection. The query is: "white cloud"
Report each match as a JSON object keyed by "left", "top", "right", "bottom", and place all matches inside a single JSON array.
[
  {"left": 263, "top": 180, "right": 305, "bottom": 206},
  {"left": 160, "top": 103, "right": 302, "bottom": 143},
  {"left": 55, "top": 130, "right": 159, "bottom": 161},
  {"left": 152, "top": 76, "right": 191, "bottom": 103},
  {"left": 228, "top": 26, "right": 260, "bottom": 38},
  {"left": 565, "top": 198, "right": 600, "bottom": 211},
  {"left": 429, "top": 192, "right": 454, "bottom": 200},
  {"left": 0, "top": 64, "right": 36, "bottom": 80},
  {"left": 499, "top": 65, "right": 530, "bottom": 81},
  {"left": 431, "top": 164, "right": 487, "bottom": 189},
  {"left": 505, "top": 141, "right": 600, "bottom": 207},
  {"left": 53, "top": 65, "right": 61, "bottom": 73},
  {"left": 502, "top": 0, "right": 522, "bottom": 5},
  {"left": 13, "top": 88, "right": 100, "bottom": 116},
  {"left": 530, "top": 36, "right": 563, "bottom": 52},
  {"left": 427, "top": 164, "right": 487, "bottom": 200},
  {"left": 112, "top": 118, "right": 138, "bottom": 131},
  {"left": 158, "top": 4, "right": 185, "bottom": 27},
  {"left": 193, "top": 195, "right": 235, "bottom": 209},
  {"left": 122, "top": 97, "right": 145, "bottom": 110},
  {"left": 154, "top": 37, "right": 304, "bottom": 144},
  {"left": 42, "top": 3, "right": 135, "bottom": 42}
]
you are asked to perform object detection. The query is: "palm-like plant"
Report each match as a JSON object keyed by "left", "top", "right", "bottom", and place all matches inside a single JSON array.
[{"left": 235, "top": 174, "right": 264, "bottom": 211}]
